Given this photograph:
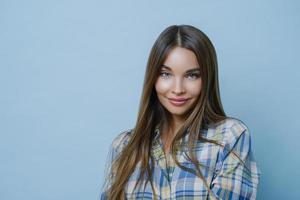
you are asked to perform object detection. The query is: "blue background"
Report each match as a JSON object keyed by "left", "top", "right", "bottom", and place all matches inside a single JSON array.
[{"left": 1, "top": 0, "right": 299, "bottom": 199}]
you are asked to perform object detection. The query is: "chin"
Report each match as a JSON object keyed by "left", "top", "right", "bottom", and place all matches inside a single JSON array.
[{"left": 168, "top": 109, "right": 189, "bottom": 116}]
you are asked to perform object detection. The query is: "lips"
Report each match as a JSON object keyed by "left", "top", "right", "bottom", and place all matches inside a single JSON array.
[
  {"left": 169, "top": 98, "right": 188, "bottom": 101},
  {"left": 168, "top": 97, "right": 189, "bottom": 106}
]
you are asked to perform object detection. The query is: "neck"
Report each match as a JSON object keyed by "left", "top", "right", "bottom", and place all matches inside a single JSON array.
[
  {"left": 160, "top": 115, "right": 185, "bottom": 155},
  {"left": 170, "top": 116, "right": 184, "bottom": 133},
  {"left": 162, "top": 115, "right": 185, "bottom": 139}
]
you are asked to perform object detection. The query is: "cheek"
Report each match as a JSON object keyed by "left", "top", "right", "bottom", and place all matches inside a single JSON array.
[
  {"left": 188, "top": 80, "right": 202, "bottom": 96},
  {"left": 155, "top": 79, "right": 171, "bottom": 94}
]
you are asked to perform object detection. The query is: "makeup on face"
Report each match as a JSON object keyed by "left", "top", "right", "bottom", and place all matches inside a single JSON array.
[{"left": 155, "top": 47, "right": 202, "bottom": 119}]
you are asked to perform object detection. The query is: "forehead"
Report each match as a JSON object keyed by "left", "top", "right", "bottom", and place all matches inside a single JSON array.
[{"left": 162, "top": 47, "right": 200, "bottom": 72}]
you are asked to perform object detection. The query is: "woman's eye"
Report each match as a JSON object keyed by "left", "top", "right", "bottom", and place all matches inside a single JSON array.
[
  {"left": 160, "top": 72, "right": 171, "bottom": 78},
  {"left": 186, "top": 73, "right": 200, "bottom": 80}
]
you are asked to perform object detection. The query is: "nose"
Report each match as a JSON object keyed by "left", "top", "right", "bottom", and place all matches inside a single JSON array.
[{"left": 172, "top": 77, "right": 185, "bottom": 95}]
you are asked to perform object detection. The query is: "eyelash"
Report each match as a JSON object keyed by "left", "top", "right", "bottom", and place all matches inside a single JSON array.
[{"left": 159, "top": 72, "right": 200, "bottom": 79}]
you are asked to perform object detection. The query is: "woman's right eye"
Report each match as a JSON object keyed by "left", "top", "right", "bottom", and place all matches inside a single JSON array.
[{"left": 160, "top": 72, "right": 171, "bottom": 78}]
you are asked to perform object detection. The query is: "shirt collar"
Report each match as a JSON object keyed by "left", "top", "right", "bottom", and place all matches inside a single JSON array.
[
  {"left": 153, "top": 125, "right": 161, "bottom": 141},
  {"left": 152, "top": 125, "right": 191, "bottom": 150}
]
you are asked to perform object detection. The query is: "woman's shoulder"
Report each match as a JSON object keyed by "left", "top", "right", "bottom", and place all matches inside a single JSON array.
[
  {"left": 206, "top": 117, "right": 250, "bottom": 145},
  {"left": 110, "top": 128, "right": 134, "bottom": 156}
]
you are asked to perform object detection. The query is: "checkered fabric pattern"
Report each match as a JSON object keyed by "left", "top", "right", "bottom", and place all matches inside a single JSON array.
[{"left": 101, "top": 118, "right": 261, "bottom": 200}]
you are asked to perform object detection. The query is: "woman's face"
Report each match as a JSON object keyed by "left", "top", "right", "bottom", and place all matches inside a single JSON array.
[{"left": 155, "top": 47, "right": 202, "bottom": 121}]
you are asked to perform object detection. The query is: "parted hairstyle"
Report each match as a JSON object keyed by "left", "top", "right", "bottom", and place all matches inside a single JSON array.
[{"left": 103, "top": 24, "right": 228, "bottom": 199}]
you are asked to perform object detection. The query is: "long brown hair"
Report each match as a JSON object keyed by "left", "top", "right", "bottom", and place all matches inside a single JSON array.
[{"left": 104, "top": 25, "right": 227, "bottom": 199}]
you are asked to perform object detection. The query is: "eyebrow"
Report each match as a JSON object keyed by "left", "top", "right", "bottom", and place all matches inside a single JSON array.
[{"left": 161, "top": 65, "right": 200, "bottom": 73}]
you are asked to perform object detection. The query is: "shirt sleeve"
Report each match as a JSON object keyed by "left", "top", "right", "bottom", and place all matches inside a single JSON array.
[
  {"left": 209, "top": 123, "right": 261, "bottom": 200},
  {"left": 100, "top": 140, "right": 116, "bottom": 200},
  {"left": 99, "top": 130, "right": 132, "bottom": 200}
]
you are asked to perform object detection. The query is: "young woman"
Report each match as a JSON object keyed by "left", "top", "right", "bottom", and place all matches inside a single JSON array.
[{"left": 100, "top": 25, "right": 261, "bottom": 200}]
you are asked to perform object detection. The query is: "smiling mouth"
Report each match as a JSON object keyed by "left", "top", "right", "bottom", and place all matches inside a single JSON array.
[{"left": 168, "top": 98, "right": 189, "bottom": 106}]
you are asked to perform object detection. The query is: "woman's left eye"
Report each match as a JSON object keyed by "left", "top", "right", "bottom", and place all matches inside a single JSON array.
[{"left": 186, "top": 73, "right": 200, "bottom": 79}]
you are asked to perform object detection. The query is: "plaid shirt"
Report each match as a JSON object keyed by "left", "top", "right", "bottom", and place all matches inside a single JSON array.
[{"left": 101, "top": 118, "right": 261, "bottom": 200}]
